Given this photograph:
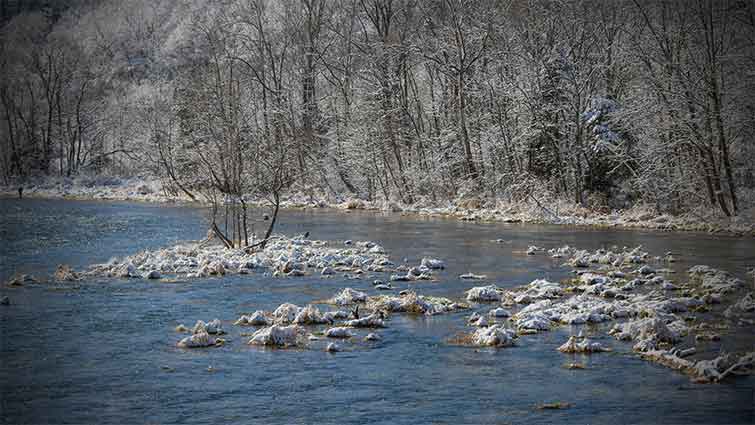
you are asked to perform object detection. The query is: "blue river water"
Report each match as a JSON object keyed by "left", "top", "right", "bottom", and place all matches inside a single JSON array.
[{"left": 0, "top": 198, "right": 753, "bottom": 424}]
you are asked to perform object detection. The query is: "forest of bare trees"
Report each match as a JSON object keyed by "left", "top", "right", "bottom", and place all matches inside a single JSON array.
[{"left": 2, "top": 0, "right": 754, "bottom": 222}]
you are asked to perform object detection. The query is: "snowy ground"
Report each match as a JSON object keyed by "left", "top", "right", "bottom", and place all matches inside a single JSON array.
[
  {"left": 1, "top": 175, "right": 181, "bottom": 203},
  {"left": 323, "top": 196, "right": 755, "bottom": 236},
  {"left": 3, "top": 175, "right": 753, "bottom": 236}
]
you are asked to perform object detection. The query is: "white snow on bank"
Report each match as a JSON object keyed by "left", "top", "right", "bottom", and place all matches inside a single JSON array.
[{"left": 3, "top": 175, "right": 181, "bottom": 203}]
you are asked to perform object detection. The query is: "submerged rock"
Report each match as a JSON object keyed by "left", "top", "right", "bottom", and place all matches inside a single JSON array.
[
  {"left": 114, "top": 262, "right": 139, "bottom": 278},
  {"left": 144, "top": 270, "right": 161, "bottom": 279},
  {"left": 537, "top": 402, "right": 571, "bottom": 410},
  {"left": 364, "top": 333, "right": 381, "bottom": 341},
  {"left": 1, "top": 296, "right": 9, "bottom": 305},
  {"left": 326, "top": 342, "right": 341, "bottom": 352},
  {"left": 54, "top": 264, "right": 79, "bottom": 281},
  {"left": 6, "top": 274, "right": 37, "bottom": 286}
]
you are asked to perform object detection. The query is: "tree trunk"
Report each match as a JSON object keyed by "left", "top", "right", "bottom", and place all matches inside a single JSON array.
[
  {"left": 457, "top": 71, "right": 477, "bottom": 180},
  {"left": 261, "top": 193, "right": 280, "bottom": 249},
  {"left": 711, "top": 80, "right": 738, "bottom": 214}
]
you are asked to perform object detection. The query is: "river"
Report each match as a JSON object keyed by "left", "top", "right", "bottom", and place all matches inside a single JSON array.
[{"left": 1, "top": 198, "right": 753, "bottom": 424}]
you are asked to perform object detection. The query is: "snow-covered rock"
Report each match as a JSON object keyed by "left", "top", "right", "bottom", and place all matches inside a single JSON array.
[
  {"left": 472, "top": 324, "right": 517, "bottom": 347},
  {"left": 367, "top": 292, "right": 464, "bottom": 315},
  {"left": 689, "top": 265, "right": 744, "bottom": 294},
  {"left": 235, "top": 311, "right": 270, "bottom": 326},
  {"left": 466, "top": 285, "right": 502, "bottom": 302},
  {"left": 609, "top": 317, "right": 681, "bottom": 351},
  {"left": 515, "top": 312, "right": 552, "bottom": 331},
  {"left": 526, "top": 246, "right": 542, "bottom": 255},
  {"left": 421, "top": 257, "right": 446, "bottom": 269},
  {"left": 580, "top": 273, "right": 610, "bottom": 285},
  {"left": 325, "top": 327, "right": 353, "bottom": 338},
  {"left": 88, "top": 235, "right": 398, "bottom": 284},
  {"left": 558, "top": 336, "right": 611, "bottom": 353},
  {"left": 518, "top": 279, "right": 565, "bottom": 300},
  {"left": 489, "top": 307, "right": 511, "bottom": 318},
  {"left": 723, "top": 292, "right": 755, "bottom": 318},
  {"left": 691, "top": 352, "right": 755, "bottom": 383},
  {"left": 460, "top": 273, "right": 487, "bottom": 280},
  {"left": 637, "top": 264, "right": 655, "bottom": 276},
  {"left": 272, "top": 303, "right": 302, "bottom": 324},
  {"left": 248, "top": 325, "right": 303, "bottom": 347},
  {"left": 345, "top": 313, "right": 385, "bottom": 328},
  {"left": 177, "top": 331, "right": 220, "bottom": 348},
  {"left": 193, "top": 319, "right": 224, "bottom": 335},
  {"left": 293, "top": 305, "right": 332, "bottom": 325},
  {"left": 330, "top": 288, "right": 368, "bottom": 305}
]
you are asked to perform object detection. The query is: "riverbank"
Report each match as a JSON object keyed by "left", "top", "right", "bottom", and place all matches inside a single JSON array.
[
  {"left": 3, "top": 175, "right": 754, "bottom": 236},
  {"left": 1, "top": 175, "right": 178, "bottom": 204}
]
